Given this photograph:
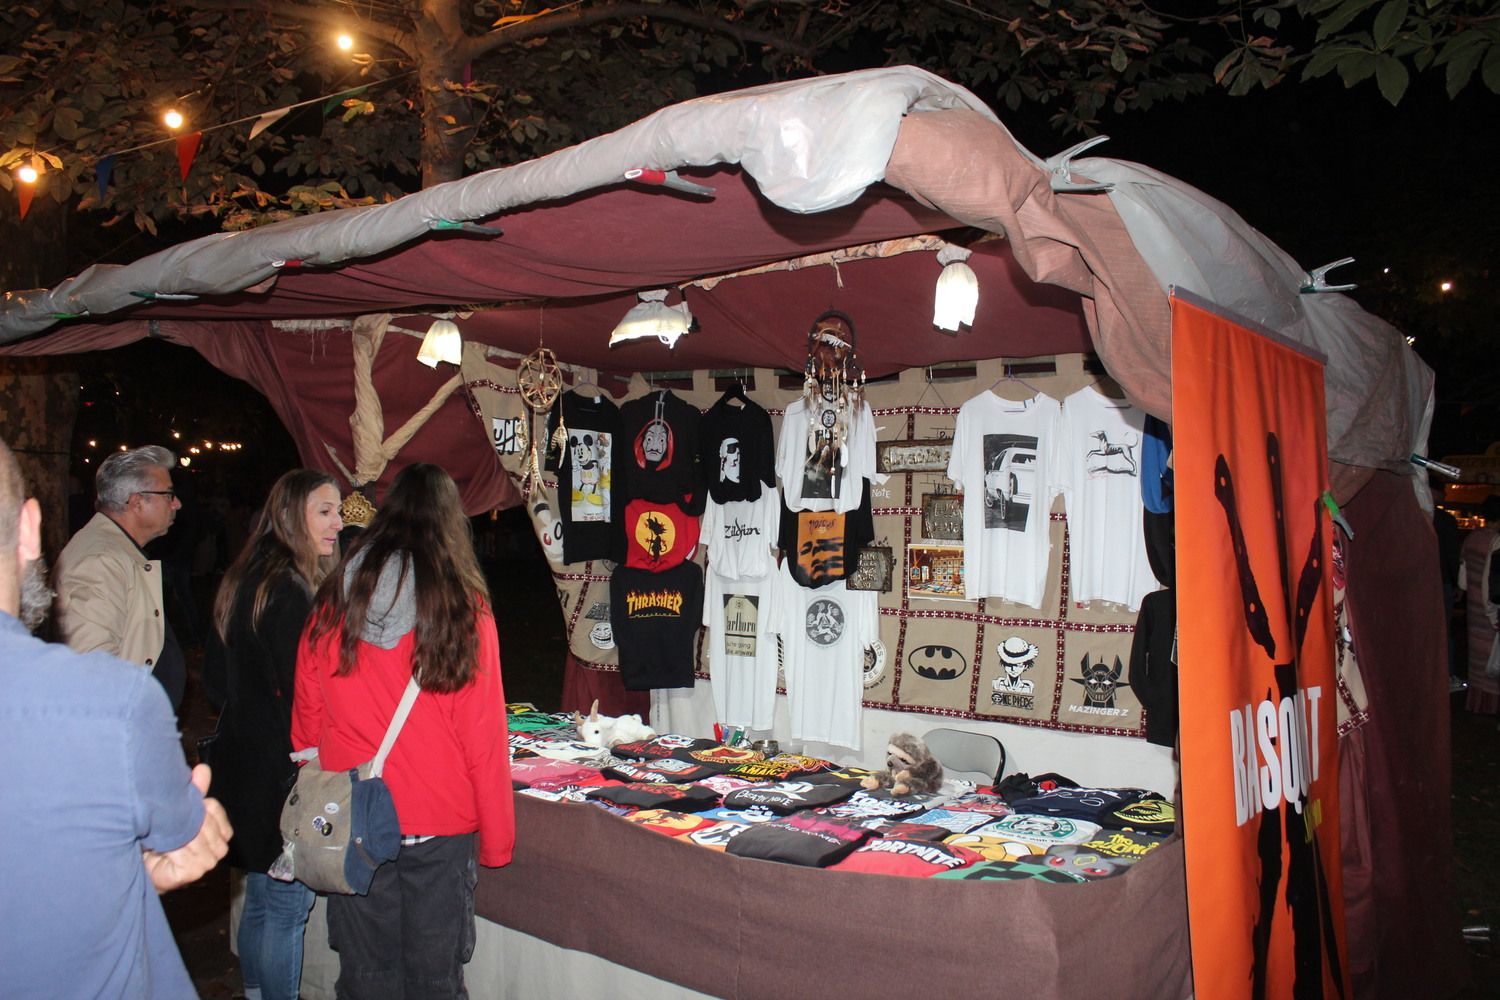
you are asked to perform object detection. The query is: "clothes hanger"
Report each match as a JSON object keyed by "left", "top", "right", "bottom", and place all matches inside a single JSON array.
[{"left": 987, "top": 362, "right": 1043, "bottom": 402}]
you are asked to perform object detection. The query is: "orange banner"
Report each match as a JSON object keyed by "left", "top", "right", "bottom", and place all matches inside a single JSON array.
[{"left": 1173, "top": 294, "right": 1346, "bottom": 998}]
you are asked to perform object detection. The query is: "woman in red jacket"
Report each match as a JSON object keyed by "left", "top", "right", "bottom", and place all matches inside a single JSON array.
[{"left": 292, "top": 463, "right": 513, "bottom": 1000}]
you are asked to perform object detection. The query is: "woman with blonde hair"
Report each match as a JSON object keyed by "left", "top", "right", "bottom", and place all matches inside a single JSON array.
[
  {"left": 292, "top": 462, "right": 513, "bottom": 999},
  {"left": 204, "top": 469, "right": 343, "bottom": 1000}
]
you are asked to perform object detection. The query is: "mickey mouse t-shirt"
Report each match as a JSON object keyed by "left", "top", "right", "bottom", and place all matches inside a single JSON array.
[{"left": 543, "top": 390, "right": 623, "bottom": 563}]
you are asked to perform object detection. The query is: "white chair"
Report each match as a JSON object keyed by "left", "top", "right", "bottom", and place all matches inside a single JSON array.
[{"left": 922, "top": 727, "right": 1006, "bottom": 785}]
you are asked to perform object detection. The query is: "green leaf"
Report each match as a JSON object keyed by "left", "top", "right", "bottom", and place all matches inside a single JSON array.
[
  {"left": 1110, "top": 45, "right": 1128, "bottom": 72},
  {"left": 1444, "top": 38, "right": 1485, "bottom": 96},
  {"left": 53, "top": 105, "right": 82, "bottom": 140},
  {"left": 1337, "top": 51, "right": 1378, "bottom": 87},
  {"left": 1372, "top": 0, "right": 1407, "bottom": 49},
  {"left": 1375, "top": 53, "right": 1409, "bottom": 103},
  {"left": 1316, "top": 0, "right": 1379, "bottom": 42},
  {"left": 1483, "top": 46, "right": 1500, "bottom": 94}
]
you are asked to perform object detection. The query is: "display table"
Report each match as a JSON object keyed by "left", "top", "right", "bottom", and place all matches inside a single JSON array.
[{"left": 300, "top": 793, "right": 1191, "bottom": 999}]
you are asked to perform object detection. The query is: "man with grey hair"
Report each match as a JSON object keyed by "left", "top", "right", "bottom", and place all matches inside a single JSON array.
[
  {"left": 55, "top": 444, "right": 187, "bottom": 709},
  {"left": 0, "top": 434, "right": 232, "bottom": 998}
]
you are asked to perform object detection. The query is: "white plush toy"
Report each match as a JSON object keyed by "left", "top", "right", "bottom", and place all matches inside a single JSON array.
[{"left": 572, "top": 699, "right": 656, "bottom": 748}]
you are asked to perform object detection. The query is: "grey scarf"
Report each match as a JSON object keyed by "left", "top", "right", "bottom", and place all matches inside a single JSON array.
[{"left": 344, "top": 549, "right": 416, "bottom": 649}]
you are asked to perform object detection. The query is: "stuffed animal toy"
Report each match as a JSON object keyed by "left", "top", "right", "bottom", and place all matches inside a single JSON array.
[
  {"left": 861, "top": 732, "right": 944, "bottom": 797},
  {"left": 572, "top": 699, "right": 656, "bottom": 748}
]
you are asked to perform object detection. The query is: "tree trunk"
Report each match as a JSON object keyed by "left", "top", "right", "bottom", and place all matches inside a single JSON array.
[
  {"left": 0, "top": 359, "right": 80, "bottom": 560},
  {"left": 417, "top": 0, "right": 473, "bottom": 188}
]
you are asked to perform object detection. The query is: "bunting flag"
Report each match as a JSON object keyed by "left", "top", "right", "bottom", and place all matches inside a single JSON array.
[
  {"left": 17, "top": 182, "right": 33, "bottom": 220},
  {"left": 248, "top": 108, "right": 290, "bottom": 140},
  {"left": 176, "top": 131, "right": 203, "bottom": 181},
  {"left": 95, "top": 154, "right": 116, "bottom": 201},
  {"left": 1173, "top": 292, "right": 1346, "bottom": 999}
]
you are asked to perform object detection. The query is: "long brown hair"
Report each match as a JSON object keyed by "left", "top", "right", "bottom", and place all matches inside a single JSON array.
[
  {"left": 308, "top": 463, "right": 490, "bottom": 693},
  {"left": 213, "top": 469, "right": 339, "bottom": 642}
]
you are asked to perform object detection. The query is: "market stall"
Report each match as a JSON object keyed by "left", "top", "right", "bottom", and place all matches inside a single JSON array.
[{"left": 0, "top": 67, "right": 1466, "bottom": 998}]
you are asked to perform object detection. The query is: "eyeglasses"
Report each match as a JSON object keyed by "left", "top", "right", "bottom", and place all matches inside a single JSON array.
[{"left": 136, "top": 490, "right": 176, "bottom": 501}]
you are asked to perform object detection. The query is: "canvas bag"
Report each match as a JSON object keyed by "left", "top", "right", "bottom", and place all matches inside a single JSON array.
[{"left": 270, "top": 678, "right": 419, "bottom": 895}]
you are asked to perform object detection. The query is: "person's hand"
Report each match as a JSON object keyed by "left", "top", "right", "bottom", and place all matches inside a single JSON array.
[{"left": 143, "top": 763, "right": 233, "bottom": 894}]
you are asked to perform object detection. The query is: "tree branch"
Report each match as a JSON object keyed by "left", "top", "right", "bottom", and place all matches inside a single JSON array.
[
  {"left": 462, "top": 1, "right": 815, "bottom": 64},
  {"left": 168, "top": 0, "right": 417, "bottom": 58}
]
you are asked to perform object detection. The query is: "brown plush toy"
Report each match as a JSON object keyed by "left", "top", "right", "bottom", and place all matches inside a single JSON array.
[{"left": 860, "top": 733, "right": 944, "bottom": 797}]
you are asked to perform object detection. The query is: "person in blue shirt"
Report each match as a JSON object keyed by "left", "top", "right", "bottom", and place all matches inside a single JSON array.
[{"left": 0, "top": 435, "right": 233, "bottom": 999}]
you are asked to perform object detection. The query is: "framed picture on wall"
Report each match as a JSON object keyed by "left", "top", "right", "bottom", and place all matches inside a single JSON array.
[
  {"left": 877, "top": 438, "right": 952, "bottom": 474},
  {"left": 907, "top": 543, "right": 966, "bottom": 600},
  {"left": 920, "top": 493, "right": 964, "bottom": 541}
]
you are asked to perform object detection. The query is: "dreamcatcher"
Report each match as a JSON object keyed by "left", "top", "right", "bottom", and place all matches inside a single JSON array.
[
  {"left": 517, "top": 345, "right": 563, "bottom": 497},
  {"left": 801, "top": 310, "right": 865, "bottom": 500}
]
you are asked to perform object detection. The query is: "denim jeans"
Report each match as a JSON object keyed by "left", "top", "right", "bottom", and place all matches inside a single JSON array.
[
  {"left": 238, "top": 871, "right": 315, "bottom": 1000},
  {"left": 327, "top": 834, "right": 477, "bottom": 1000}
]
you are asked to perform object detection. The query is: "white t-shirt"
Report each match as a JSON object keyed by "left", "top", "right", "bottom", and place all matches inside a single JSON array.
[
  {"left": 946, "top": 391, "right": 1063, "bottom": 608},
  {"left": 776, "top": 396, "right": 876, "bottom": 513},
  {"left": 702, "top": 570, "right": 779, "bottom": 731},
  {"left": 769, "top": 563, "right": 878, "bottom": 750},
  {"left": 699, "top": 488, "right": 780, "bottom": 581},
  {"left": 1057, "top": 386, "right": 1161, "bottom": 610}
]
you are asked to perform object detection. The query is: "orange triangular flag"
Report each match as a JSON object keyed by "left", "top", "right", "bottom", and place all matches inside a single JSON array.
[
  {"left": 176, "top": 131, "right": 203, "bottom": 181},
  {"left": 17, "top": 183, "right": 33, "bottom": 220}
]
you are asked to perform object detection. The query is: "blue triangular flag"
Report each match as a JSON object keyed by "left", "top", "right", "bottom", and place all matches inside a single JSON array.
[{"left": 96, "top": 154, "right": 116, "bottom": 201}]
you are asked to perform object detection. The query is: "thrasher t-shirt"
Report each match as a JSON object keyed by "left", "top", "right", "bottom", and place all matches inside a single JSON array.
[
  {"left": 777, "top": 480, "right": 874, "bottom": 588},
  {"left": 616, "top": 390, "right": 704, "bottom": 513},
  {"left": 698, "top": 392, "right": 776, "bottom": 504},
  {"left": 770, "top": 564, "right": 878, "bottom": 750},
  {"left": 586, "top": 782, "right": 721, "bottom": 812},
  {"left": 776, "top": 396, "right": 877, "bottom": 514},
  {"left": 609, "top": 562, "right": 704, "bottom": 690},
  {"left": 621, "top": 498, "right": 700, "bottom": 572},
  {"left": 946, "top": 391, "right": 1063, "bottom": 607},
  {"left": 702, "top": 569, "right": 779, "bottom": 732},
  {"left": 726, "top": 811, "right": 875, "bottom": 867},
  {"left": 543, "top": 390, "right": 624, "bottom": 564},
  {"left": 700, "top": 489, "right": 780, "bottom": 580},
  {"left": 1057, "top": 386, "right": 1161, "bottom": 610}
]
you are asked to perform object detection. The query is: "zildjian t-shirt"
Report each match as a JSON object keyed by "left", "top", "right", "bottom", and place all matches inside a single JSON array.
[{"left": 609, "top": 561, "right": 704, "bottom": 691}]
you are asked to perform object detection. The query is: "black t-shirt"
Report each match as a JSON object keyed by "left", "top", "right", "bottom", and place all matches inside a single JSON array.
[
  {"left": 609, "top": 561, "right": 704, "bottom": 690},
  {"left": 726, "top": 812, "right": 875, "bottom": 867},
  {"left": 777, "top": 479, "right": 874, "bottom": 588},
  {"left": 616, "top": 390, "right": 704, "bottom": 514},
  {"left": 543, "top": 391, "right": 624, "bottom": 564},
  {"left": 698, "top": 391, "right": 775, "bottom": 504}
]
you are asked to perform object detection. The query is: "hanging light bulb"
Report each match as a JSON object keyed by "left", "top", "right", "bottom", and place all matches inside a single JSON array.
[
  {"left": 933, "top": 244, "right": 978, "bottom": 333},
  {"left": 336, "top": 32, "right": 354, "bottom": 51},
  {"left": 417, "top": 318, "right": 464, "bottom": 367},
  {"left": 163, "top": 109, "right": 185, "bottom": 130},
  {"left": 609, "top": 289, "right": 693, "bottom": 348},
  {"left": 16, "top": 164, "right": 37, "bottom": 184}
]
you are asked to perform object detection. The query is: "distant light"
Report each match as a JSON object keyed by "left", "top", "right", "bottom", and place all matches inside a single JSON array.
[
  {"left": 1382, "top": 267, "right": 1390, "bottom": 274},
  {"left": 119, "top": 445, "right": 127, "bottom": 452},
  {"left": 16, "top": 165, "right": 37, "bottom": 184},
  {"left": 163, "top": 109, "right": 184, "bottom": 130},
  {"left": 1405, "top": 335, "right": 1416, "bottom": 346},
  {"left": 189, "top": 446, "right": 200, "bottom": 455},
  {"left": 1439, "top": 280, "right": 1454, "bottom": 293},
  {"left": 180, "top": 456, "right": 192, "bottom": 467},
  {"left": 203, "top": 440, "right": 214, "bottom": 449},
  {"left": 171, "top": 430, "right": 181, "bottom": 439},
  {"left": 336, "top": 33, "right": 354, "bottom": 51},
  {"left": 83, "top": 457, "right": 90, "bottom": 464},
  {"left": 87, "top": 439, "right": 97, "bottom": 448}
]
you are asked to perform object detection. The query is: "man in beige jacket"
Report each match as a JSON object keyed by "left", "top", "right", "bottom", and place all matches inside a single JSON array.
[{"left": 55, "top": 445, "right": 186, "bottom": 710}]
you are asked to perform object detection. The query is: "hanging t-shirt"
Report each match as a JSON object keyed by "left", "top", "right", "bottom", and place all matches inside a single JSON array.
[
  {"left": 621, "top": 498, "right": 700, "bottom": 572},
  {"left": 769, "top": 564, "right": 878, "bottom": 751},
  {"left": 702, "top": 569, "right": 779, "bottom": 732},
  {"left": 778, "top": 480, "right": 874, "bottom": 589},
  {"left": 1057, "top": 386, "right": 1161, "bottom": 610},
  {"left": 700, "top": 489, "right": 780, "bottom": 580},
  {"left": 776, "top": 395, "right": 877, "bottom": 513},
  {"left": 946, "top": 391, "right": 1063, "bottom": 608},
  {"left": 698, "top": 391, "right": 776, "bottom": 504},
  {"left": 543, "top": 390, "right": 623, "bottom": 563},
  {"left": 616, "top": 389, "right": 704, "bottom": 513},
  {"left": 609, "top": 562, "right": 704, "bottom": 691}
]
